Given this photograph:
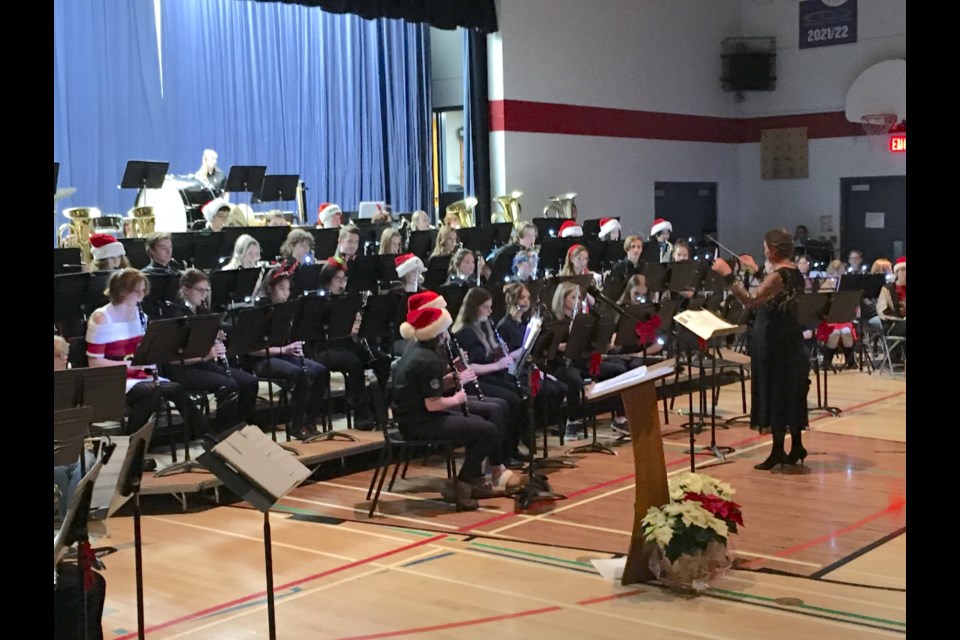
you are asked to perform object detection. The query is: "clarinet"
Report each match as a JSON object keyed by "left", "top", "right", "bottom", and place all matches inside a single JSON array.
[
  {"left": 442, "top": 339, "right": 470, "bottom": 417},
  {"left": 450, "top": 336, "right": 485, "bottom": 401}
]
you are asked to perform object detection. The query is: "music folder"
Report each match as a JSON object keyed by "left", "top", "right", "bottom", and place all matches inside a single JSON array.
[{"left": 673, "top": 309, "right": 743, "bottom": 341}]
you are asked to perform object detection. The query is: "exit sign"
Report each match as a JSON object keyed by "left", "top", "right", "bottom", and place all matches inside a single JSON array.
[{"left": 889, "top": 135, "right": 906, "bottom": 152}]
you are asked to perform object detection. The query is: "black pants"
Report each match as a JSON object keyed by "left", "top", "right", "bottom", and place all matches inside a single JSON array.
[
  {"left": 162, "top": 361, "right": 258, "bottom": 430},
  {"left": 550, "top": 360, "right": 625, "bottom": 420},
  {"left": 316, "top": 344, "right": 391, "bottom": 408},
  {"left": 126, "top": 380, "right": 209, "bottom": 437},
  {"left": 248, "top": 356, "right": 329, "bottom": 429},
  {"left": 465, "top": 397, "right": 508, "bottom": 465},
  {"left": 398, "top": 412, "right": 498, "bottom": 482},
  {"left": 477, "top": 373, "right": 529, "bottom": 458}
]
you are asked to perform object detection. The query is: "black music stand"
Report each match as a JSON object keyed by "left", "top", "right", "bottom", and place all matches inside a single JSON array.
[
  {"left": 538, "top": 275, "right": 594, "bottom": 317},
  {"left": 290, "top": 297, "right": 359, "bottom": 442},
  {"left": 120, "top": 160, "right": 168, "bottom": 191},
  {"left": 562, "top": 313, "right": 618, "bottom": 456},
  {"left": 132, "top": 314, "right": 223, "bottom": 476},
  {"left": 142, "top": 273, "right": 181, "bottom": 318},
  {"left": 54, "top": 366, "right": 127, "bottom": 431},
  {"left": 228, "top": 302, "right": 306, "bottom": 450},
  {"left": 256, "top": 174, "right": 299, "bottom": 204},
  {"left": 673, "top": 310, "right": 746, "bottom": 469},
  {"left": 225, "top": 165, "right": 267, "bottom": 195},
  {"left": 54, "top": 248, "right": 83, "bottom": 275},
  {"left": 423, "top": 255, "right": 451, "bottom": 291},
  {"left": 487, "top": 244, "right": 521, "bottom": 285},
  {"left": 537, "top": 237, "right": 577, "bottom": 276},
  {"left": 514, "top": 317, "right": 572, "bottom": 509},
  {"left": 407, "top": 230, "right": 436, "bottom": 263},
  {"left": 198, "top": 425, "right": 311, "bottom": 640},
  {"left": 53, "top": 273, "right": 91, "bottom": 338},
  {"left": 531, "top": 217, "right": 563, "bottom": 240},
  {"left": 345, "top": 255, "right": 384, "bottom": 294},
  {"left": 210, "top": 268, "right": 263, "bottom": 312},
  {"left": 666, "top": 261, "right": 705, "bottom": 294},
  {"left": 819, "top": 290, "right": 862, "bottom": 414},
  {"left": 795, "top": 293, "right": 834, "bottom": 415}
]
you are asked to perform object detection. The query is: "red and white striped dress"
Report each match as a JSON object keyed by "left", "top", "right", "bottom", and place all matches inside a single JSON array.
[{"left": 85, "top": 304, "right": 154, "bottom": 391}]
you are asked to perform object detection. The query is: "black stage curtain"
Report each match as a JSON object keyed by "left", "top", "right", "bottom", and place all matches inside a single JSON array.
[
  {"left": 465, "top": 29, "right": 492, "bottom": 226},
  {"left": 255, "top": 0, "right": 499, "bottom": 33}
]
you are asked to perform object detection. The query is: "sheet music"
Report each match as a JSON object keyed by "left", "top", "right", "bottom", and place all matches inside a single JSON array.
[
  {"left": 673, "top": 309, "right": 738, "bottom": 340},
  {"left": 212, "top": 426, "right": 311, "bottom": 500}
]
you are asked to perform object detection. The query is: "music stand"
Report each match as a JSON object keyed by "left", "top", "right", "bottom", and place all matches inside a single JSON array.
[
  {"left": 210, "top": 268, "right": 263, "bottom": 312},
  {"left": 794, "top": 293, "right": 836, "bottom": 416},
  {"left": 257, "top": 174, "right": 299, "bottom": 204},
  {"left": 839, "top": 273, "right": 884, "bottom": 299},
  {"left": 487, "top": 244, "right": 520, "bottom": 285},
  {"left": 308, "top": 228, "right": 340, "bottom": 260},
  {"left": 198, "top": 425, "right": 312, "bottom": 640},
  {"left": 120, "top": 161, "right": 169, "bottom": 191},
  {"left": 666, "top": 261, "right": 705, "bottom": 294},
  {"left": 821, "top": 290, "right": 862, "bottom": 413},
  {"left": 560, "top": 313, "right": 619, "bottom": 456},
  {"left": 531, "top": 217, "right": 563, "bottom": 240},
  {"left": 53, "top": 273, "right": 91, "bottom": 338},
  {"left": 538, "top": 275, "right": 594, "bottom": 317},
  {"left": 345, "top": 255, "right": 383, "bottom": 294},
  {"left": 537, "top": 237, "right": 577, "bottom": 275},
  {"left": 407, "top": 230, "right": 436, "bottom": 263},
  {"left": 423, "top": 255, "right": 452, "bottom": 291},
  {"left": 514, "top": 317, "right": 573, "bottom": 509},
  {"left": 672, "top": 309, "right": 746, "bottom": 468},
  {"left": 54, "top": 366, "right": 127, "bottom": 429},
  {"left": 132, "top": 314, "right": 223, "bottom": 476},
  {"left": 225, "top": 165, "right": 267, "bottom": 194},
  {"left": 142, "top": 273, "right": 181, "bottom": 317},
  {"left": 54, "top": 247, "right": 83, "bottom": 275}
]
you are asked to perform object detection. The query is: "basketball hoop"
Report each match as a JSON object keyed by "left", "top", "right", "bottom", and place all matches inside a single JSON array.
[{"left": 861, "top": 113, "right": 897, "bottom": 136}]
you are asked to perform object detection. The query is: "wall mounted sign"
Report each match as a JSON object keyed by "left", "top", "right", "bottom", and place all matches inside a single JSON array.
[{"left": 799, "top": 0, "right": 858, "bottom": 50}]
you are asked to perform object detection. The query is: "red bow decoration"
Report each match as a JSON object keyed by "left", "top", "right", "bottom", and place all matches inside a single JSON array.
[
  {"left": 530, "top": 366, "right": 541, "bottom": 397},
  {"left": 589, "top": 352, "right": 602, "bottom": 378},
  {"left": 697, "top": 337, "right": 708, "bottom": 351},
  {"left": 634, "top": 315, "right": 661, "bottom": 345},
  {"left": 272, "top": 261, "right": 298, "bottom": 280},
  {"left": 126, "top": 368, "right": 152, "bottom": 380}
]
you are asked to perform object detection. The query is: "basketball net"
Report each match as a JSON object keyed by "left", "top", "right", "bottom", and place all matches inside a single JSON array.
[{"left": 861, "top": 113, "right": 897, "bottom": 136}]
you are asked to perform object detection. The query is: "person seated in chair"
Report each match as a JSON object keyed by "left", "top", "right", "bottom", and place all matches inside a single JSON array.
[
  {"left": 393, "top": 302, "right": 519, "bottom": 511},
  {"left": 393, "top": 253, "right": 426, "bottom": 293},
  {"left": 316, "top": 202, "right": 343, "bottom": 229},
  {"left": 503, "top": 249, "right": 538, "bottom": 284},
  {"left": 445, "top": 248, "right": 480, "bottom": 287},
  {"left": 278, "top": 229, "right": 315, "bottom": 270},
  {"left": 243, "top": 269, "right": 330, "bottom": 440},
  {"left": 87, "top": 233, "right": 131, "bottom": 273},
  {"left": 158, "top": 269, "right": 260, "bottom": 431},
  {"left": 193, "top": 198, "right": 231, "bottom": 232},
  {"left": 222, "top": 234, "right": 262, "bottom": 271},
  {"left": 431, "top": 224, "right": 458, "bottom": 258},
  {"left": 141, "top": 232, "right": 182, "bottom": 276}
]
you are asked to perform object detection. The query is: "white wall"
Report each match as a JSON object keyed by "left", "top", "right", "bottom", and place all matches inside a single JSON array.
[{"left": 490, "top": 0, "right": 907, "bottom": 251}]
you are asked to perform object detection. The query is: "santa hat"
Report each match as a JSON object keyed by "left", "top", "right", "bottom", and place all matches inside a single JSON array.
[
  {"left": 317, "top": 203, "right": 343, "bottom": 227},
  {"left": 394, "top": 253, "right": 425, "bottom": 280},
  {"left": 202, "top": 198, "right": 231, "bottom": 222},
  {"left": 558, "top": 220, "right": 583, "bottom": 238},
  {"left": 598, "top": 217, "right": 621, "bottom": 240},
  {"left": 399, "top": 306, "right": 453, "bottom": 341},
  {"left": 89, "top": 233, "right": 125, "bottom": 261},
  {"left": 325, "top": 256, "right": 346, "bottom": 271},
  {"left": 407, "top": 290, "right": 447, "bottom": 313},
  {"left": 651, "top": 218, "right": 672, "bottom": 237},
  {"left": 893, "top": 256, "right": 906, "bottom": 273}
]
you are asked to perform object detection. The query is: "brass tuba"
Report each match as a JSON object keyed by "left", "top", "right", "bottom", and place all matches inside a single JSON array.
[
  {"left": 445, "top": 197, "right": 478, "bottom": 228},
  {"left": 493, "top": 191, "right": 523, "bottom": 227},
  {"left": 124, "top": 206, "right": 157, "bottom": 239},
  {"left": 542, "top": 192, "right": 578, "bottom": 220},
  {"left": 58, "top": 207, "right": 102, "bottom": 264}
]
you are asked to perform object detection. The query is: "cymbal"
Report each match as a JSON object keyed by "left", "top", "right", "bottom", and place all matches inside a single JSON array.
[{"left": 54, "top": 187, "right": 76, "bottom": 202}]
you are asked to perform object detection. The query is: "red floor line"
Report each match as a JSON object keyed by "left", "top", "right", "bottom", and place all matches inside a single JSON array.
[
  {"left": 741, "top": 499, "right": 907, "bottom": 568},
  {"left": 576, "top": 588, "right": 647, "bottom": 605},
  {"left": 332, "top": 606, "right": 563, "bottom": 640},
  {"left": 113, "top": 534, "right": 447, "bottom": 640}
]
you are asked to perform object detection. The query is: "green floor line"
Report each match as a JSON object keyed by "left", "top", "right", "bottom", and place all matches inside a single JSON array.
[
  {"left": 708, "top": 587, "right": 905, "bottom": 627},
  {"left": 468, "top": 541, "right": 596, "bottom": 568}
]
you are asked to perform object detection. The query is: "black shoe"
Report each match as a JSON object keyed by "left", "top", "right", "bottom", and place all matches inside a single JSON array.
[
  {"left": 352, "top": 408, "right": 375, "bottom": 430},
  {"left": 786, "top": 445, "right": 808, "bottom": 465},
  {"left": 754, "top": 450, "right": 788, "bottom": 471},
  {"left": 503, "top": 457, "right": 526, "bottom": 470},
  {"left": 440, "top": 480, "right": 480, "bottom": 511}
]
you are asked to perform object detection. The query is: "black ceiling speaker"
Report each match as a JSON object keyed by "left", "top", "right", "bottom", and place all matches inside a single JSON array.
[{"left": 722, "top": 37, "right": 777, "bottom": 94}]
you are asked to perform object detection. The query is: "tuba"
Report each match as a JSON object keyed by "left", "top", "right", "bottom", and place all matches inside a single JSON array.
[
  {"left": 542, "top": 192, "right": 578, "bottom": 220},
  {"left": 493, "top": 191, "right": 523, "bottom": 227},
  {"left": 446, "top": 197, "right": 478, "bottom": 229},
  {"left": 58, "top": 207, "right": 101, "bottom": 264},
  {"left": 124, "top": 206, "right": 156, "bottom": 239}
]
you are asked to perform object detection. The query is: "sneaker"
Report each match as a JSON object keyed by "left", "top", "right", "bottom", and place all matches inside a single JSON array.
[
  {"left": 611, "top": 418, "right": 630, "bottom": 436},
  {"left": 564, "top": 421, "right": 584, "bottom": 441}
]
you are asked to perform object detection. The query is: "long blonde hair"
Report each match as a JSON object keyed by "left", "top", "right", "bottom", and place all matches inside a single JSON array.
[
  {"left": 551, "top": 282, "right": 580, "bottom": 320},
  {"left": 432, "top": 224, "right": 458, "bottom": 257},
  {"left": 379, "top": 228, "right": 402, "bottom": 255},
  {"left": 223, "top": 234, "right": 260, "bottom": 270}
]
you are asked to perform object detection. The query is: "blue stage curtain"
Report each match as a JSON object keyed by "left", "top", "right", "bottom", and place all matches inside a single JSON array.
[
  {"left": 461, "top": 27, "right": 490, "bottom": 224},
  {"left": 54, "top": 0, "right": 432, "bottom": 235}
]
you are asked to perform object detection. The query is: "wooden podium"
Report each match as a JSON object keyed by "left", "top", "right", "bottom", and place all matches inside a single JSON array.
[{"left": 584, "top": 361, "right": 675, "bottom": 585}]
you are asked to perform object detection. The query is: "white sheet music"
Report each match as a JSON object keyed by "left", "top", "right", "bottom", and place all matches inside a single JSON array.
[
  {"left": 673, "top": 309, "right": 737, "bottom": 340},
  {"left": 584, "top": 361, "right": 675, "bottom": 400}
]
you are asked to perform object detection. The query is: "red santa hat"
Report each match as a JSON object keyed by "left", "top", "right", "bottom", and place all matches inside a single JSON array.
[
  {"left": 202, "top": 197, "right": 231, "bottom": 222},
  {"left": 558, "top": 220, "right": 583, "bottom": 238},
  {"left": 406, "top": 290, "right": 447, "bottom": 313},
  {"left": 598, "top": 217, "right": 621, "bottom": 240},
  {"left": 89, "top": 233, "right": 125, "bottom": 261},
  {"left": 394, "top": 253, "right": 425, "bottom": 280},
  {"left": 651, "top": 218, "right": 672, "bottom": 237},
  {"left": 893, "top": 256, "right": 906, "bottom": 273},
  {"left": 317, "top": 202, "right": 343, "bottom": 227},
  {"left": 399, "top": 306, "right": 453, "bottom": 341}
]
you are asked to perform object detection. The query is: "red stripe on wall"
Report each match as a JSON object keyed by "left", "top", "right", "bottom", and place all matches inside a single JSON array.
[{"left": 489, "top": 99, "right": 864, "bottom": 142}]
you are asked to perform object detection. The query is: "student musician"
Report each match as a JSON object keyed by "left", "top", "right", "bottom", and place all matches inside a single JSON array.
[
  {"left": 222, "top": 234, "right": 262, "bottom": 270},
  {"left": 84, "top": 268, "right": 210, "bottom": 439},
  {"left": 316, "top": 202, "right": 344, "bottom": 229},
  {"left": 195, "top": 197, "right": 232, "bottom": 232},
  {"left": 615, "top": 274, "right": 664, "bottom": 359},
  {"left": 445, "top": 248, "right": 479, "bottom": 287},
  {"left": 279, "top": 229, "right": 315, "bottom": 270},
  {"left": 608, "top": 235, "right": 646, "bottom": 282},
  {"left": 394, "top": 253, "right": 426, "bottom": 293},
  {"left": 431, "top": 224, "right": 459, "bottom": 258},
  {"left": 141, "top": 232, "right": 182, "bottom": 276},
  {"left": 393, "top": 303, "right": 518, "bottom": 511},
  {"left": 484, "top": 221, "right": 538, "bottom": 282},
  {"left": 597, "top": 217, "right": 622, "bottom": 242},
  {"left": 546, "top": 282, "right": 627, "bottom": 441},
  {"left": 650, "top": 218, "right": 673, "bottom": 264},
  {"left": 159, "top": 269, "right": 260, "bottom": 430},
  {"left": 796, "top": 254, "right": 816, "bottom": 293},
  {"left": 504, "top": 249, "right": 538, "bottom": 284},
  {"left": 847, "top": 249, "right": 867, "bottom": 273},
  {"left": 379, "top": 228, "right": 403, "bottom": 255},
  {"left": 560, "top": 244, "right": 599, "bottom": 308},
  {"left": 87, "top": 233, "right": 131, "bottom": 273},
  {"left": 245, "top": 269, "right": 331, "bottom": 440},
  {"left": 452, "top": 287, "right": 530, "bottom": 466},
  {"left": 410, "top": 210, "right": 431, "bottom": 231},
  {"left": 314, "top": 258, "right": 391, "bottom": 429},
  {"left": 334, "top": 225, "right": 362, "bottom": 274}
]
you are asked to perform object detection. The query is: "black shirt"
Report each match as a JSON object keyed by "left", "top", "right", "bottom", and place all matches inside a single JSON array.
[
  {"left": 496, "top": 315, "right": 526, "bottom": 352},
  {"left": 142, "top": 259, "right": 182, "bottom": 277},
  {"left": 391, "top": 342, "right": 446, "bottom": 420},
  {"left": 609, "top": 257, "right": 643, "bottom": 282}
]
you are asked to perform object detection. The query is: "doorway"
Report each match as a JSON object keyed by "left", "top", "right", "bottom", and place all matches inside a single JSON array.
[
  {"left": 840, "top": 176, "right": 906, "bottom": 263},
  {"left": 654, "top": 182, "right": 718, "bottom": 243}
]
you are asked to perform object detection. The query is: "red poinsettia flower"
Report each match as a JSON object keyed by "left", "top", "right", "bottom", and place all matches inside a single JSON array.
[{"left": 684, "top": 491, "right": 744, "bottom": 527}]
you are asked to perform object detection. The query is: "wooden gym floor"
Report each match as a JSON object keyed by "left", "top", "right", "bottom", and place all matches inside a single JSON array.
[{"left": 93, "top": 367, "right": 906, "bottom": 638}]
